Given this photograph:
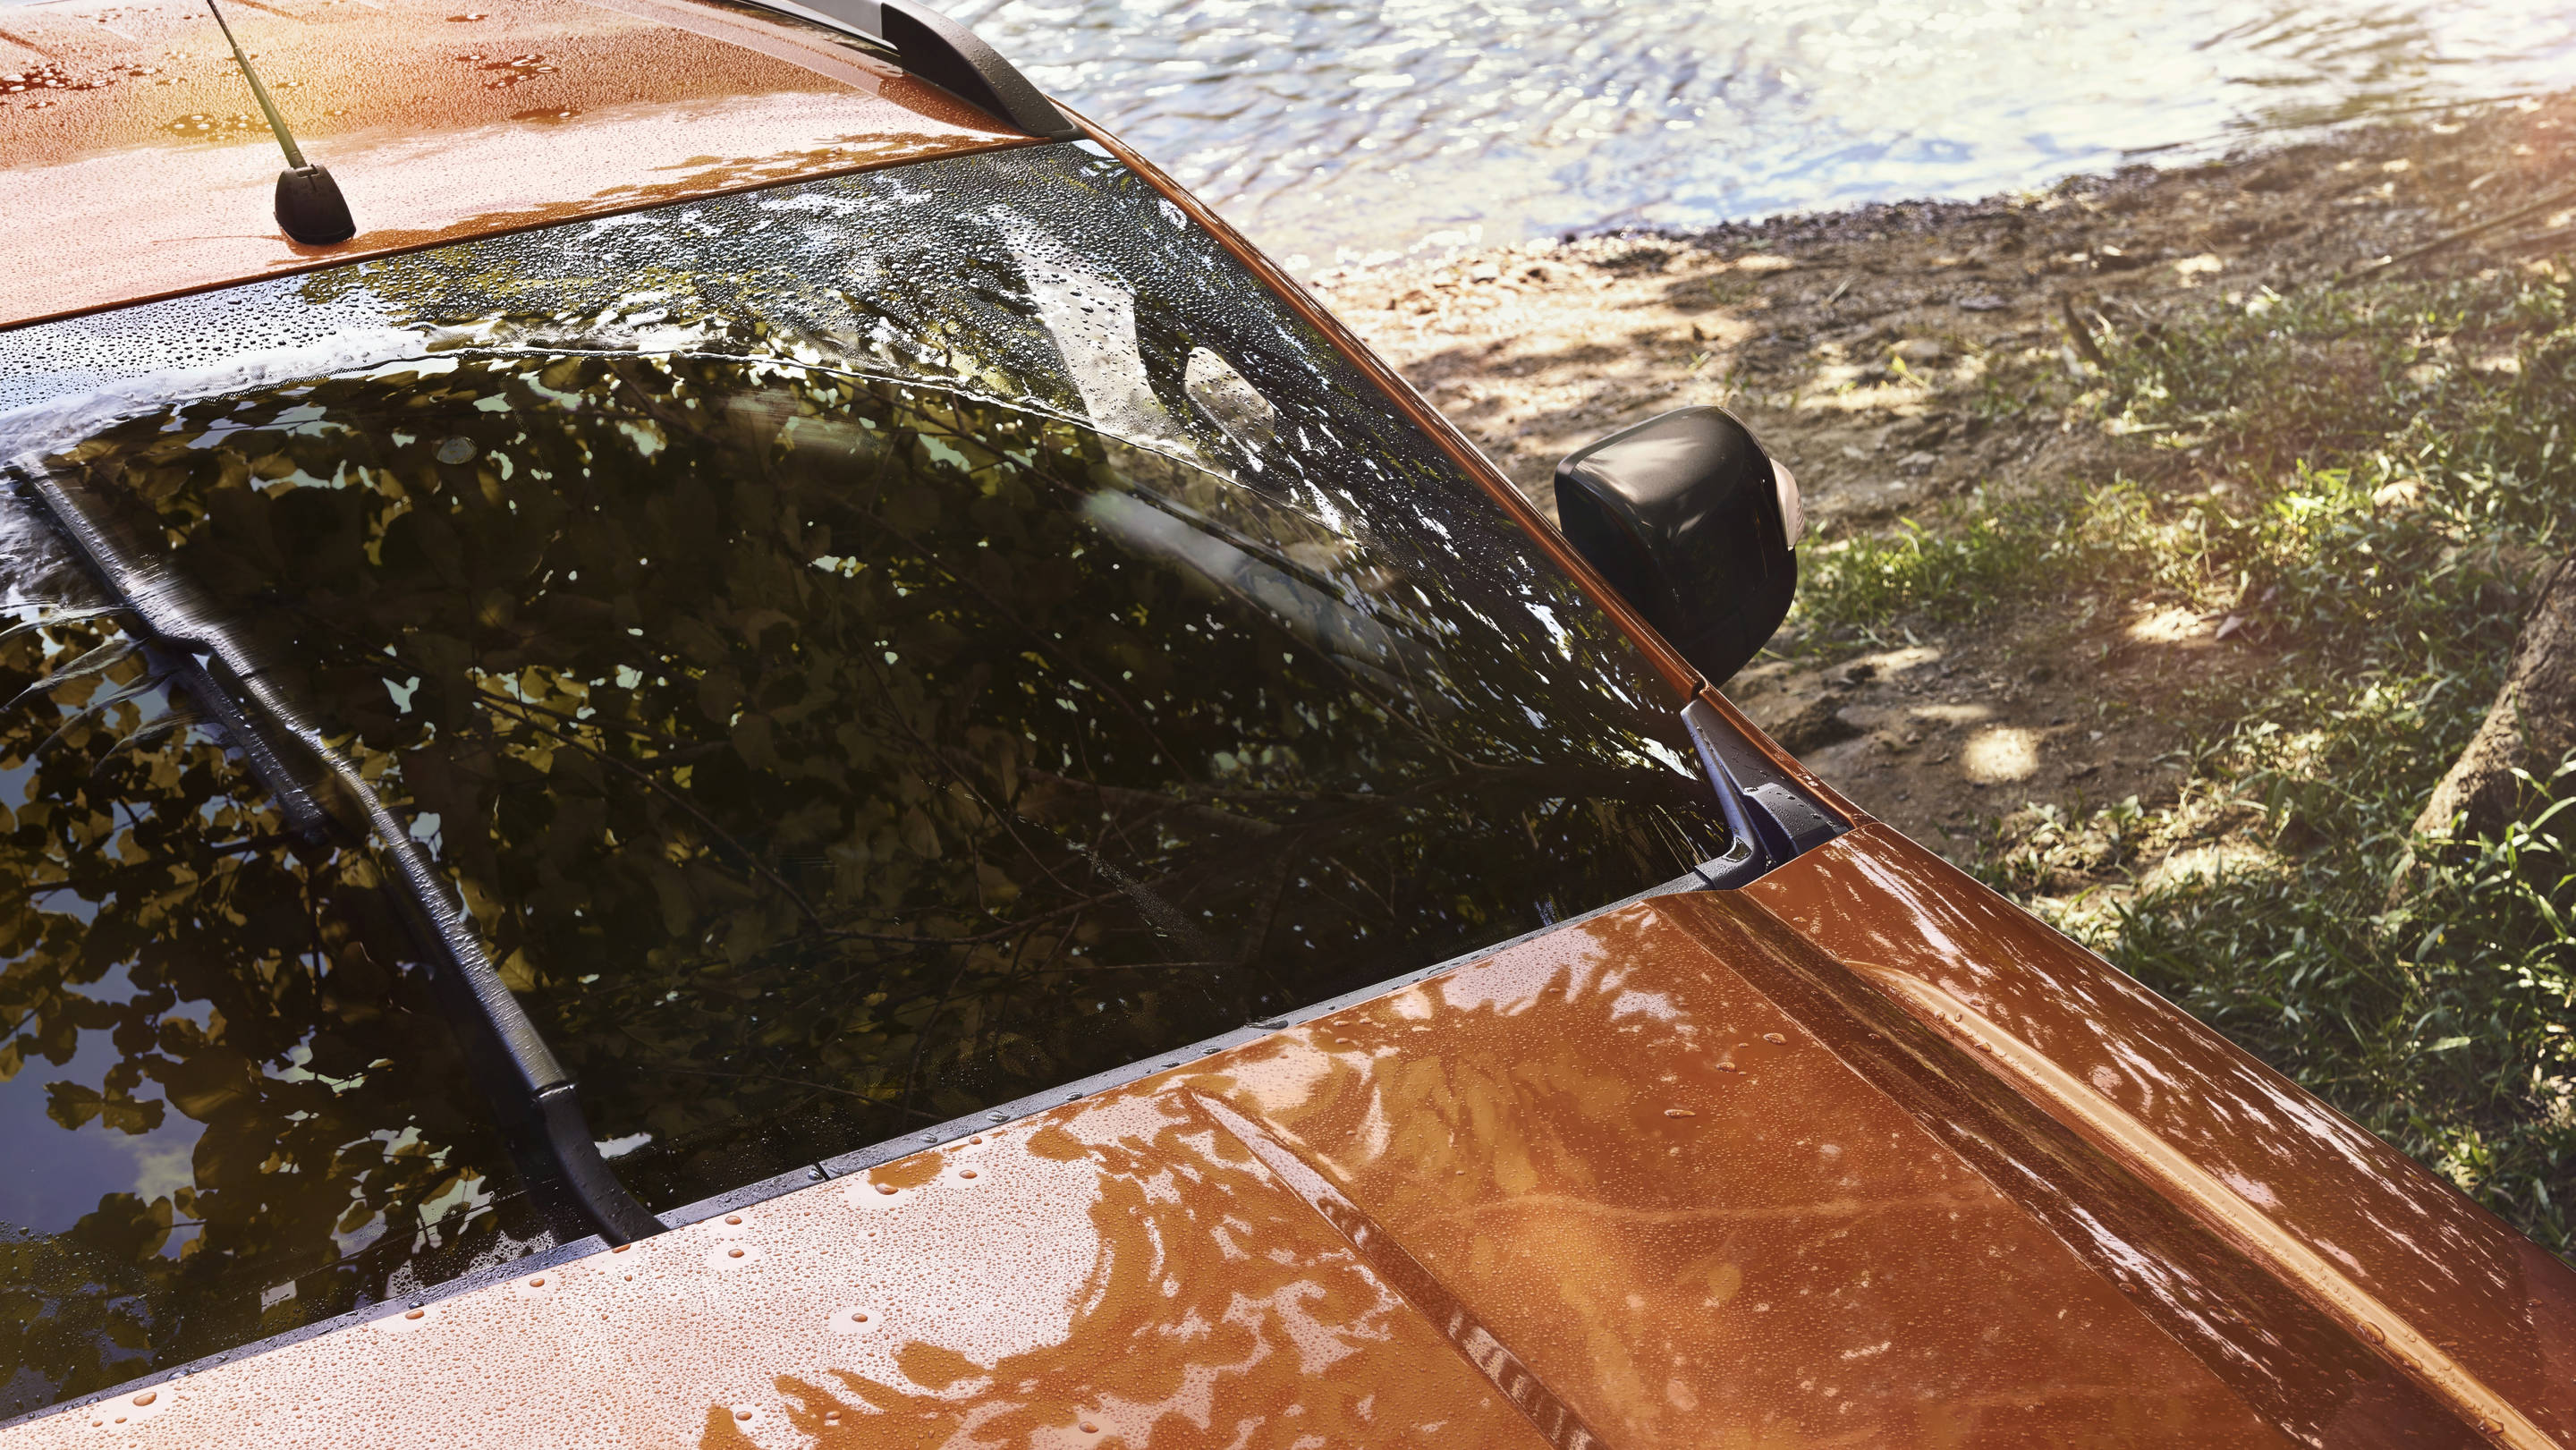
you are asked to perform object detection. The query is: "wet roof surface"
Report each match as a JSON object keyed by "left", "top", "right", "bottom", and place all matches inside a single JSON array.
[{"left": 0, "top": 0, "right": 1033, "bottom": 328}]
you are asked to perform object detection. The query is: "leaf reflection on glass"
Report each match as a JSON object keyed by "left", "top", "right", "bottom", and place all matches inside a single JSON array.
[
  {"left": 0, "top": 141, "right": 1727, "bottom": 1422},
  {"left": 0, "top": 597, "right": 528, "bottom": 1412},
  {"left": 55, "top": 354, "right": 1722, "bottom": 1219}
]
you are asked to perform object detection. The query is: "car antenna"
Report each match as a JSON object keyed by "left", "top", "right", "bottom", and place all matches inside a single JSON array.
[{"left": 205, "top": 0, "right": 355, "bottom": 244}]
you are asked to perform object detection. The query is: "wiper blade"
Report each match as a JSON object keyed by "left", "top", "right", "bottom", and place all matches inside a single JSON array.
[{"left": 13, "top": 457, "right": 662, "bottom": 1249}]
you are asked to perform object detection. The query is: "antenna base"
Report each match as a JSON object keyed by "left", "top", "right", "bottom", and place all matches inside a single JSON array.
[{"left": 275, "top": 165, "right": 355, "bottom": 245}]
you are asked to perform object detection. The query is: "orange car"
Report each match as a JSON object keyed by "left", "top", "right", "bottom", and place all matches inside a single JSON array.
[{"left": 0, "top": 1, "right": 2568, "bottom": 1446}]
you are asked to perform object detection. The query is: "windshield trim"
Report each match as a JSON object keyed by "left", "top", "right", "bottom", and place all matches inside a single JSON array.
[{"left": 1067, "top": 109, "right": 1863, "bottom": 840}]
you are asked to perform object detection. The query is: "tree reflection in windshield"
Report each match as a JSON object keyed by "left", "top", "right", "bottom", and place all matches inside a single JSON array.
[
  {"left": 0, "top": 518, "right": 535, "bottom": 1417},
  {"left": 51, "top": 357, "right": 1723, "bottom": 1214},
  {"left": 0, "top": 143, "right": 1730, "bottom": 1418}
]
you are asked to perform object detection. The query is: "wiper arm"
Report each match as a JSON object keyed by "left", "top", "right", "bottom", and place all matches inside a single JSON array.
[
  {"left": 206, "top": 0, "right": 356, "bottom": 245},
  {"left": 14, "top": 458, "right": 661, "bottom": 1248},
  {"left": 1682, "top": 699, "right": 1847, "bottom": 886}
]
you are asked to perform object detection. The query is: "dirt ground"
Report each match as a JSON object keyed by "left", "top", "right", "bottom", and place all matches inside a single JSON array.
[{"left": 1310, "top": 95, "right": 2576, "bottom": 860}]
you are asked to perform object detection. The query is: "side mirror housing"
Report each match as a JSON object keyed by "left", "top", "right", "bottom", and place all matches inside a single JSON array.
[{"left": 1553, "top": 406, "right": 1801, "bottom": 686}]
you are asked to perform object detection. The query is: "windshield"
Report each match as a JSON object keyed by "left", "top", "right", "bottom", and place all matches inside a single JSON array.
[{"left": 0, "top": 142, "right": 1726, "bottom": 1416}]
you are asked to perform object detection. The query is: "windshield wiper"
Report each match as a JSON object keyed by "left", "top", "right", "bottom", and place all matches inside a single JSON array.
[
  {"left": 1682, "top": 699, "right": 1845, "bottom": 884},
  {"left": 13, "top": 457, "right": 661, "bottom": 1248}
]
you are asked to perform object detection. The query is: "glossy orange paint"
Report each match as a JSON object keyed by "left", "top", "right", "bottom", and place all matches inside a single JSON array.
[
  {"left": 0, "top": 0, "right": 1035, "bottom": 329},
  {"left": 4, "top": 1091, "right": 1556, "bottom": 1449},
  {"left": 21, "top": 826, "right": 2566, "bottom": 1448},
  {"left": 1203, "top": 895, "right": 2301, "bottom": 1448},
  {"left": 5, "top": 4, "right": 2572, "bottom": 1442},
  {"left": 1733, "top": 826, "right": 2576, "bottom": 1446}
]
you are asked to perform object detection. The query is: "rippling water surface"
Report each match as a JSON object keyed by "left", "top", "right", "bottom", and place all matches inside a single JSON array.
[{"left": 953, "top": 0, "right": 2576, "bottom": 264}]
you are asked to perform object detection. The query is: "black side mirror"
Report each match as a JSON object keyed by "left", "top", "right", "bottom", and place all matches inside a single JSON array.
[{"left": 1553, "top": 406, "right": 1801, "bottom": 686}]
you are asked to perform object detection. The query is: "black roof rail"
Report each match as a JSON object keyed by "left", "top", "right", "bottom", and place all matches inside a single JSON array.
[{"left": 751, "top": 0, "right": 1080, "bottom": 140}]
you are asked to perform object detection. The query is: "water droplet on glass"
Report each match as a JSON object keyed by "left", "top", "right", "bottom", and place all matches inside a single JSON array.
[
  {"left": 403, "top": 1309, "right": 426, "bottom": 1320},
  {"left": 131, "top": 1393, "right": 156, "bottom": 1408},
  {"left": 435, "top": 436, "right": 477, "bottom": 465},
  {"left": 1763, "top": 1032, "right": 1788, "bottom": 1044},
  {"left": 1664, "top": 1107, "right": 1696, "bottom": 1118}
]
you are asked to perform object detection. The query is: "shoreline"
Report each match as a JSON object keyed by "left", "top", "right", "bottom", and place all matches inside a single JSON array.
[{"left": 1310, "top": 89, "right": 2576, "bottom": 855}]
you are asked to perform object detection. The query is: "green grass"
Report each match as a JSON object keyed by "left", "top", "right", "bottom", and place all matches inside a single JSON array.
[
  {"left": 1794, "top": 261, "right": 2576, "bottom": 1256},
  {"left": 1793, "top": 479, "right": 2152, "bottom": 640}
]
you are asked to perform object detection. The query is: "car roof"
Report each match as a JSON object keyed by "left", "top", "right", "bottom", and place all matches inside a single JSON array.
[{"left": 0, "top": 0, "right": 1043, "bottom": 331}]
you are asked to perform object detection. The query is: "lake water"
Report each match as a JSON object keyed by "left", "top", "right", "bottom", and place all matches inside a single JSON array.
[{"left": 955, "top": 0, "right": 2576, "bottom": 267}]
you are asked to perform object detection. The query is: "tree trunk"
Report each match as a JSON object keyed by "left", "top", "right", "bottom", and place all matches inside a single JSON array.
[{"left": 2409, "top": 555, "right": 2576, "bottom": 852}]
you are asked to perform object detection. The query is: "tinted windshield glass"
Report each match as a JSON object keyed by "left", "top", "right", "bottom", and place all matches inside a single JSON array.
[
  {"left": 0, "top": 143, "right": 1725, "bottom": 1412},
  {"left": 0, "top": 513, "right": 543, "bottom": 1420}
]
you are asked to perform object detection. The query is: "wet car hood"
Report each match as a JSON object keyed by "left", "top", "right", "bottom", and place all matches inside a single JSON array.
[
  {"left": 0, "top": 0, "right": 1031, "bottom": 329},
  {"left": 17, "top": 824, "right": 2572, "bottom": 1448}
]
